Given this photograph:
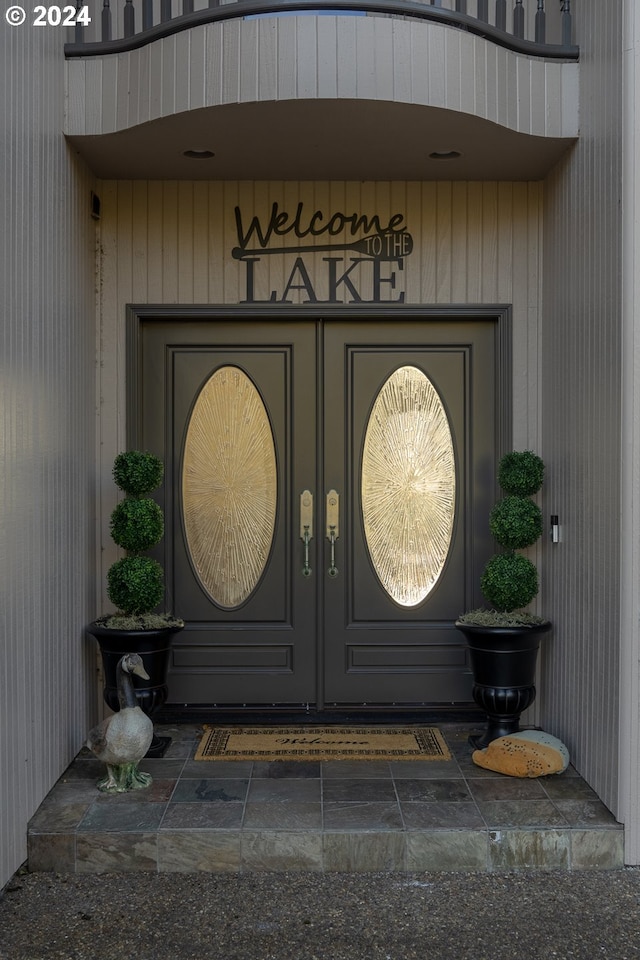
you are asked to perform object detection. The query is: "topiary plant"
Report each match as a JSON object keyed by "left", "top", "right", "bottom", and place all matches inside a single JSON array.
[
  {"left": 99, "top": 451, "right": 182, "bottom": 630},
  {"left": 459, "top": 450, "right": 546, "bottom": 626}
]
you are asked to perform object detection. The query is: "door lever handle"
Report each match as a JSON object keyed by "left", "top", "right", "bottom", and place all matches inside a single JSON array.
[
  {"left": 326, "top": 490, "right": 339, "bottom": 578},
  {"left": 300, "top": 490, "right": 313, "bottom": 577}
]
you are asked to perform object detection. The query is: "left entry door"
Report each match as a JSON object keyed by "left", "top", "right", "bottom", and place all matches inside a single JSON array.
[{"left": 141, "top": 320, "right": 318, "bottom": 704}]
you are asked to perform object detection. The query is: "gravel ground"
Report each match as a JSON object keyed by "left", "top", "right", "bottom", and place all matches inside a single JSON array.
[{"left": 2, "top": 869, "right": 640, "bottom": 960}]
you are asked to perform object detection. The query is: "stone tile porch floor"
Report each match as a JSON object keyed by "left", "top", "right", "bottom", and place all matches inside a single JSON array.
[{"left": 27, "top": 722, "right": 624, "bottom": 874}]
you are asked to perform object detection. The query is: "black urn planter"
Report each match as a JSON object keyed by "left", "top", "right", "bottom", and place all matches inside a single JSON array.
[
  {"left": 87, "top": 621, "right": 183, "bottom": 757},
  {"left": 455, "top": 620, "right": 552, "bottom": 750}
]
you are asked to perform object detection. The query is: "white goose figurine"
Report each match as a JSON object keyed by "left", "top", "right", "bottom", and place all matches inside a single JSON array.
[{"left": 87, "top": 653, "right": 154, "bottom": 793}]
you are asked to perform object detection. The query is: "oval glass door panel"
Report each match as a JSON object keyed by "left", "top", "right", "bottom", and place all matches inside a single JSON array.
[
  {"left": 361, "top": 365, "right": 456, "bottom": 607},
  {"left": 182, "top": 366, "right": 277, "bottom": 609}
]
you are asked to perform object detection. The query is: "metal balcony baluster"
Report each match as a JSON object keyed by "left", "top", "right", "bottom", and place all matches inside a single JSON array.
[
  {"left": 74, "top": 0, "right": 84, "bottom": 41},
  {"left": 561, "top": 0, "right": 572, "bottom": 47},
  {"left": 142, "top": 0, "right": 153, "bottom": 31},
  {"left": 65, "top": 0, "right": 579, "bottom": 59},
  {"left": 101, "top": 0, "right": 111, "bottom": 41},
  {"left": 124, "top": 0, "right": 135, "bottom": 38},
  {"left": 513, "top": 0, "right": 524, "bottom": 39},
  {"left": 535, "top": 0, "right": 545, "bottom": 44}
]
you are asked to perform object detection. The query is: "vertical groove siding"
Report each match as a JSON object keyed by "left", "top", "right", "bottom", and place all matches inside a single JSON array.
[
  {"left": 541, "top": 0, "right": 622, "bottom": 816},
  {"left": 64, "top": 18, "right": 578, "bottom": 141},
  {"left": 0, "top": 26, "right": 97, "bottom": 887}
]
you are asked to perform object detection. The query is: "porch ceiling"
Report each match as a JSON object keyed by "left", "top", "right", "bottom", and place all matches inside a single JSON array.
[{"left": 66, "top": 101, "right": 576, "bottom": 181}]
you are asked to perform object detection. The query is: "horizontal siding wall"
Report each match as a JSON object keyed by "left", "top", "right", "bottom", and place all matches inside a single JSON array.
[
  {"left": 97, "top": 177, "right": 543, "bottom": 604},
  {"left": 541, "top": 0, "right": 622, "bottom": 818},
  {"left": 0, "top": 27, "right": 97, "bottom": 886}
]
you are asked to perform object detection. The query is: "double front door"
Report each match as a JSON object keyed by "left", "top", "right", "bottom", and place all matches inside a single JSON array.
[{"left": 138, "top": 314, "right": 499, "bottom": 709}]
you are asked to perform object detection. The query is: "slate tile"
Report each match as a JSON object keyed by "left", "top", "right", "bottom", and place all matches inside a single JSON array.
[
  {"left": 181, "top": 759, "right": 254, "bottom": 779},
  {"left": 248, "top": 778, "right": 321, "bottom": 802},
  {"left": 242, "top": 831, "right": 323, "bottom": 871},
  {"left": 161, "top": 802, "right": 245, "bottom": 829},
  {"left": 540, "top": 776, "right": 599, "bottom": 801},
  {"left": 321, "top": 760, "right": 391, "bottom": 779},
  {"left": 322, "top": 779, "right": 397, "bottom": 803},
  {"left": 171, "top": 778, "right": 249, "bottom": 803},
  {"left": 252, "top": 761, "right": 321, "bottom": 779},
  {"left": 158, "top": 831, "right": 242, "bottom": 872},
  {"left": 390, "top": 760, "right": 463, "bottom": 779},
  {"left": 28, "top": 834, "right": 76, "bottom": 873},
  {"left": 394, "top": 779, "right": 472, "bottom": 802},
  {"left": 29, "top": 801, "right": 91, "bottom": 833},
  {"left": 93, "top": 779, "right": 176, "bottom": 803},
  {"left": 554, "top": 799, "right": 621, "bottom": 828},
  {"left": 77, "top": 801, "right": 167, "bottom": 832},
  {"left": 323, "top": 832, "right": 406, "bottom": 872},
  {"left": 570, "top": 829, "right": 624, "bottom": 869},
  {"left": 76, "top": 833, "right": 158, "bottom": 872},
  {"left": 489, "top": 829, "right": 570, "bottom": 870},
  {"left": 401, "top": 801, "right": 485, "bottom": 830},
  {"left": 407, "top": 830, "right": 488, "bottom": 871},
  {"left": 467, "top": 777, "right": 547, "bottom": 802},
  {"left": 244, "top": 802, "right": 322, "bottom": 830},
  {"left": 477, "top": 799, "right": 569, "bottom": 829},
  {"left": 323, "top": 801, "right": 403, "bottom": 831}
]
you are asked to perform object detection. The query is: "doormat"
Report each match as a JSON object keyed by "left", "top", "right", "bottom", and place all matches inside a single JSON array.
[{"left": 194, "top": 726, "right": 451, "bottom": 761}]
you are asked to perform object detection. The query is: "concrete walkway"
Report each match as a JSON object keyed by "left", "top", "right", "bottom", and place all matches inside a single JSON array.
[{"left": 1, "top": 868, "right": 640, "bottom": 959}]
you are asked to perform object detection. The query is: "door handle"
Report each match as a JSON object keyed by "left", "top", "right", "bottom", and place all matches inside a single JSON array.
[
  {"left": 300, "top": 490, "right": 313, "bottom": 578},
  {"left": 326, "top": 490, "right": 339, "bottom": 578}
]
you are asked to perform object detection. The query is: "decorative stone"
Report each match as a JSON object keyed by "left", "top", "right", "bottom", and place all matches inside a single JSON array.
[{"left": 472, "top": 730, "right": 570, "bottom": 778}]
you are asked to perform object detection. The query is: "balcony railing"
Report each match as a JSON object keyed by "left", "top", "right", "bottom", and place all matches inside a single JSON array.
[{"left": 64, "top": 0, "right": 578, "bottom": 58}]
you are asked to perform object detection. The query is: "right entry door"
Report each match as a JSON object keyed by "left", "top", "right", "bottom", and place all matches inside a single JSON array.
[{"left": 321, "top": 320, "right": 496, "bottom": 705}]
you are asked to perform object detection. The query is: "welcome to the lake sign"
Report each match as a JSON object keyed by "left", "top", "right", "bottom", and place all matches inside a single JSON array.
[{"left": 233, "top": 203, "right": 413, "bottom": 304}]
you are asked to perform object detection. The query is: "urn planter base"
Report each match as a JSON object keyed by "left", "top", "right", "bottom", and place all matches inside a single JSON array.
[
  {"left": 455, "top": 620, "right": 552, "bottom": 750},
  {"left": 87, "top": 622, "right": 184, "bottom": 758}
]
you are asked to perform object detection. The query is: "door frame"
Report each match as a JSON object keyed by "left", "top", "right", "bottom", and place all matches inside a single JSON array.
[{"left": 125, "top": 303, "right": 513, "bottom": 713}]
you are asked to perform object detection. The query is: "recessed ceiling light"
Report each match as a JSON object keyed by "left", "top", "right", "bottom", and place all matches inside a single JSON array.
[
  {"left": 183, "top": 149, "right": 215, "bottom": 159},
  {"left": 429, "top": 150, "right": 462, "bottom": 160}
]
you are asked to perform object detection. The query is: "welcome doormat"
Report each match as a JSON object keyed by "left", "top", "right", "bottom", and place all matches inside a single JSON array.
[{"left": 194, "top": 726, "right": 451, "bottom": 761}]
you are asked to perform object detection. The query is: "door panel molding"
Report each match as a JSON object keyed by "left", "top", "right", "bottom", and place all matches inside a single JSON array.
[{"left": 126, "top": 304, "right": 512, "bottom": 709}]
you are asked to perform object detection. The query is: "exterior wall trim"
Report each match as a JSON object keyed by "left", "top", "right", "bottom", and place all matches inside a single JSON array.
[{"left": 620, "top": 0, "right": 640, "bottom": 865}]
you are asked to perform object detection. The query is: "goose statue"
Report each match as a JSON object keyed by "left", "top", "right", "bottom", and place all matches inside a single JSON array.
[{"left": 87, "top": 653, "right": 154, "bottom": 793}]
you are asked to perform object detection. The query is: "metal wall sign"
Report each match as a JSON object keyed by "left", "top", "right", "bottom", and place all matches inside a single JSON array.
[{"left": 233, "top": 202, "right": 414, "bottom": 305}]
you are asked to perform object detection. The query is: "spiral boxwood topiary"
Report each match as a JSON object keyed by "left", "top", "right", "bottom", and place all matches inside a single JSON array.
[
  {"left": 102, "top": 450, "right": 180, "bottom": 627},
  {"left": 489, "top": 496, "right": 542, "bottom": 551},
  {"left": 112, "top": 450, "right": 164, "bottom": 497},
  {"left": 110, "top": 498, "right": 164, "bottom": 553},
  {"left": 498, "top": 450, "right": 544, "bottom": 497},
  {"left": 460, "top": 450, "right": 546, "bottom": 625},
  {"left": 480, "top": 552, "right": 539, "bottom": 612},
  {"left": 107, "top": 555, "right": 164, "bottom": 615}
]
